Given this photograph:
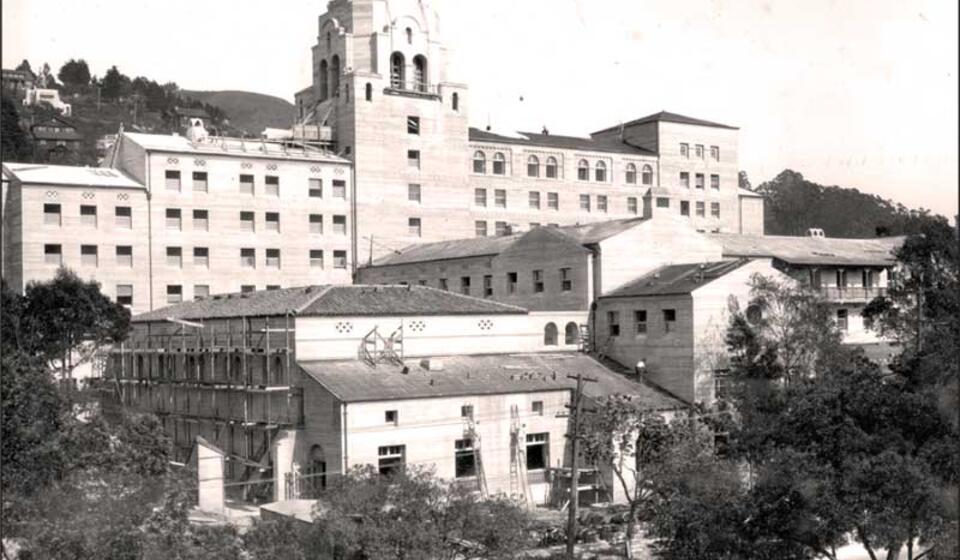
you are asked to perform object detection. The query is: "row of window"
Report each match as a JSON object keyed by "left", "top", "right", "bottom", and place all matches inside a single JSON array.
[
  {"left": 43, "top": 203, "right": 133, "bottom": 228},
  {"left": 606, "top": 309, "right": 678, "bottom": 337},
  {"left": 42, "top": 244, "right": 347, "bottom": 271},
  {"left": 678, "top": 172, "right": 720, "bottom": 190},
  {"left": 375, "top": 431, "right": 550, "bottom": 478},
  {"left": 163, "top": 172, "right": 347, "bottom": 198},
  {"left": 164, "top": 209, "right": 347, "bottom": 235},
  {"left": 472, "top": 151, "right": 655, "bottom": 185},
  {"left": 679, "top": 143, "right": 720, "bottom": 162},
  {"left": 395, "top": 268, "right": 573, "bottom": 297},
  {"left": 473, "top": 189, "right": 640, "bottom": 215},
  {"left": 474, "top": 220, "right": 560, "bottom": 238}
]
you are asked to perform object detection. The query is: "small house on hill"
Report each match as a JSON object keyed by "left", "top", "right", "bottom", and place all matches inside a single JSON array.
[{"left": 30, "top": 115, "right": 83, "bottom": 162}]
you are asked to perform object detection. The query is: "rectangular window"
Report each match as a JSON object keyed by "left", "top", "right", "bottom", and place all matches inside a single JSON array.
[
  {"left": 532, "top": 401, "right": 544, "bottom": 415},
  {"left": 192, "top": 171, "right": 208, "bottom": 192},
  {"left": 680, "top": 172, "right": 690, "bottom": 188},
  {"left": 578, "top": 164, "right": 589, "bottom": 181},
  {"left": 710, "top": 174, "right": 720, "bottom": 190},
  {"left": 663, "top": 309, "right": 677, "bottom": 333},
  {"left": 455, "top": 439, "right": 476, "bottom": 478},
  {"left": 80, "top": 205, "right": 97, "bottom": 227},
  {"left": 166, "top": 246, "right": 182, "bottom": 268},
  {"left": 495, "top": 221, "right": 509, "bottom": 237},
  {"left": 656, "top": 197, "right": 670, "bottom": 208},
  {"left": 837, "top": 309, "right": 849, "bottom": 331},
  {"left": 696, "top": 201, "right": 705, "bottom": 217},
  {"left": 116, "top": 245, "right": 133, "bottom": 267},
  {"left": 533, "top": 269, "right": 544, "bottom": 293},
  {"left": 378, "top": 445, "right": 405, "bottom": 476},
  {"left": 836, "top": 269, "right": 848, "bottom": 288},
  {"left": 460, "top": 276, "right": 471, "bottom": 295},
  {"left": 474, "top": 188, "right": 487, "bottom": 207},
  {"left": 239, "top": 174, "right": 254, "bottom": 195},
  {"left": 269, "top": 286, "right": 283, "bottom": 292},
  {"left": 265, "top": 175, "right": 280, "bottom": 196},
  {"left": 462, "top": 405, "right": 474, "bottom": 419},
  {"left": 310, "top": 249, "right": 324, "bottom": 268},
  {"left": 266, "top": 248, "right": 281, "bottom": 268},
  {"left": 597, "top": 195, "right": 608, "bottom": 213},
  {"left": 241, "top": 248, "right": 256, "bottom": 268},
  {"left": 265, "top": 212, "right": 280, "bottom": 232},
  {"left": 607, "top": 310, "right": 620, "bottom": 337},
  {"left": 333, "top": 215, "right": 347, "bottom": 235},
  {"left": 44, "top": 244, "right": 62, "bottom": 265},
  {"left": 710, "top": 146, "right": 720, "bottom": 161},
  {"left": 560, "top": 267, "right": 572, "bottom": 291},
  {"left": 408, "top": 217, "right": 422, "bottom": 237},
  {"left": 547, "top": 192, "right": 559, "bottom": 210},
  {"left": 634, "top": 310, "right": 647, "bottom": 334},
  {"left": 194, "top": 247, "right": 209, "bottom": 267},
  {"left": 627, "top": 197, "right": 638, "bottom": 215},
  {"left": 166, "top": 285, "right": 182, "bottom": 304},
  {"left": 475, "top": 220, "right": 487, "bottom": 237},
  {"left": 495, "top": 189, "right": 507, "bottom": 208},
  {"left": 193, "top": 209, "right": 209, "bottom": 231},
  {"left": 526, "top": 433, "right": 548, "bottom": 471},
  {"left": 43, "top": 203, "right": 61, "bottom": 225},
  {"left": 116, "top": 284, "right": 133, "bottom": 306},
  {"left": 333, "top": 250, "right": 347, "bottom": 269},
  {"left": 695, "top": 173, "right": 705, "bottom": 189},
  {"left": 165, "top": 170, "right": 181, "bottom": 191},
  {"left": 863, "top": 269, "right": 875, "bottom": 289},
  {"left": 194, "top": 285, "right": 210, "bottom": 300},
  {"left": 80, "top": 244, "right": 98, "bottom": 267},
  {"left": 579, "top": 194, "right": 590, "bottom": 212},
  {"left": 528, "top": 191, "right": 540, "bottom": 209},
  {"left": 493, "top": 156, "right": 505, "bottom": 175},
  {"left": 332, "top": 180, "right": 346, "bottom": 199},
  {"left": 385, "top": 410, "right": 398, "bottom": 425},
  {"left": 439, "top": 278, "right": 448, "bottom": 291},
  {"left": 507, "top": 272, "right": 518, "bottom": 294},
  {"left": 695, "top": 144, "right": 704, "bottom": 159},
  {"left": 309, "top": 178, "right": 322, "bottom": 198},
  {"left": 483, "top": 275, "right": 493, "bottom": 297},
  {"left": 407, "top": 116, "right": 420, "bottom": 135},
  {"left": 310, "top": 214, "right": 323, "bottom": 234},
  {"left": 115, "top": 206, "right": 132, "bottom": 228},
  {"left": 407, "top": 150, "right": 420, "bottom": 169},
  {"left": 240, "top": 211, "right": 255, "bottom": 232},
  {"left": 408, "top": 183, "right": 421, "bottom": 203},
  {"left": 241, "top": 285, "right": 256, "bottom": 293},
  {"left": 680, "top": 143, "right": 689, "bottom": 158},
  {"left": 680, "top": 200, "right": 690, "bottom": 216},
  {"left": 165, "top": 208, "right": 181, "bottom": 230},
  {"left": 710, "top": 202, "right": 720, "bottom": 218}
]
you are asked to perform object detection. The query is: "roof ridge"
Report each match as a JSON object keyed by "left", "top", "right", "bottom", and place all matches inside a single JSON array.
[
  {"left": 412, "top": 284, "right": 530, "bottom": 313},
  {"left": 294, "top": 285, "right": 334, "bottom": 314}
]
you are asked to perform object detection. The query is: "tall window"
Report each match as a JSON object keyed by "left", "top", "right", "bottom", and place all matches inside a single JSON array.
[
  {"left": 333, "top": 215, "right": 347, "bottom": 235},
  {"left": 710, "top": 202, "right": 720, "bottom": 218},
  {"left": 405, "top": 27, "right": 413, "bottom": 45},
  {"left": 680, "top": 143, "right": 689, "bottom": 158},
  {"left": 494, "top": 189, "right": 506, "bottom": 208},
  {"left": 492, "top": 152, "right": 506, "bottom": 175},
  {"left": 265, "top": 176, "right": 280, "bottom": 196},
  {"left": 116, "top": 285, "right": 133, "bottom": 306},
  {"left": 507, "top": 272, "right": 518, "bottom": 293},
  {"left": 240, "top": 174, "right": 254, "bottom": 194},
  {"left": 390, "top": 52, "right": 405, "bottom": 89},
  {"left": 597, "top": 195, "right": 608, "bottom": 213},
  {"left": 408, "top": 217, "right": 422, "bottom": 237},
  {"left": 595, "top": 160, "right": 607, "bottom": 182},
  {"left": 625, "top": 163, "right": 637, "bottom": 184},
  {"left": 532, "top": 269, "right": 544, "bottom": 293},
  {"left": 473, "top": 151, "right": 486, "bottom": 174},
  {"left": 455, "top": 439, "right": 477, "bottom": 478},
  {"left": 607, "top": 311, "right": 620, "bottom": 337},
  {"left": 167, "top": 285, "right": 182, "bottom": 304},
  {"left": 495, "top": 221, "right": 509, "bottom": 236},
  {"left": 836, "top": 309, "right": 849, "bottom": 331},
  {"left": 663, "top": 309, "right": 677, "bottom": 333},
  {"left": 545, "top": 156, "right": 558, "bottom": 178},
  {"left": 413, "top": 55, "right": 427, "bottom": 92},
  {"left": 44, "top": 203, "right": 61, "bottom": 225},
  {"left": 407, "top": 150, "right": 420, "bottom": 169},
  {"left": 365, "top": 82, "right": 373, "bottom": 101},
  {"left": 194, "top": 247, "right": 209, "bottom": 267},
  {"left": 241, "top": 248, "right": 255, "bottom": 268},
  {"left": 695, "top": 144, "right": 704, "bottom": 159},
  {"left": 547, "top": 192, "right": 559, "bottom": 210},
  {"left": 627, "top": 197, "right": 638, "bottom": 215},
  {"left": 460, "top": 276, "right": 471, "bottom": 295},
  {"left": 526, "top": 433, "right": 549, "bottom": 470},
  {"left": 44, "top": 244, "right": 62, "bottom": 265},
  {"left": 240, "top": 211, "right": 255, "bottom": 232},
  {"left": 378, "top": 445, "right": 405, "bottom": 476},
  {"left": 543, "top": 323, "right": 558, "bottom": 346},
  {"left": 408, "top": 184, "right": 421, "bottom": 203},
  {"left": 579, "top": 194, "right": 590, "bottom": 212},
  {"left": 565, "top": 322, "right": 579, "bottom": 345},
  {"left": 680, "top": 172, "right": 690, "bottom": 188},
  {"left": 695, "top": 173, "right": 705, "bottom": 189},
  {"left": 577, "top": 159, "right": 589, "bottom": 181},
  {"left": 309, "top": 178, "right": 322, "bottom": 198},
  {"left": 310, "top": 214, "right": 323, "bottom": 233},
  {"left": 710, "top": 146, "right": 720, "bottom": 161},
  {"left": 527, "top": 155, "right": 540, "bottom": 177},
  {"left": 165, "top": 170, "right": 181, "bottom": 191},
  {"left": 407, "top": 116, "right": 420, "bottom": 135},
  {"left": 193, "top": 209, "right": 209, "bottom": 230},
  {"left": 192, "top": 171, "right": 208, "bottom": 192},
  {"left": 265, "top": 212, "right": 280, "bottom": 232},
  {"left": 452, "top": 92, "right": 459, "bottom": 111},
  {"left": 330, "top": 55, "right": 341, "bottom": 97},
  {"left": 634, "top": 310, "right": 647, "bottom": 334},
  {"left": 266, "top": 248, "right": 281, "bottom": 268},
  {"left": 475, "top": 220, "right": 487, "bottom": 237},
  {"left": 641, "top": 164, "right": 653, "bottom": 185},
  {"left": 474, "top": 188, "right": 487, "bottom": 206},
  {"left": 116, "top": 246, "right": 133, "bottom": 267},
  {"left": 310, "top": 249, "right": 324, "bottom": 268},
  {"left": 529, "top": 191, "right": 541, "bottom": 209},
  {"left": 696, "top": 201, "right": 705, "bottom": 217},
  {"left": 80, "top": 205, "right": 97, "bottom": 227},
  {"left": 165, "top": 208, "right": 181, "bottom": 230},
  {"left": 560, "top": 268, "right": 572, "bottom": 291},
  {"left": 710, "top": 174, "right": 720, "bottom": 190},
  {"left": 483, "top": 275, "right": 493, "bottom": 297},
  {"left": 166, "top": 246, "right": 182, "bottom": 268},
  {"left": 332, "top": 180, "right": 347, "bottom": 198},
  {"left": 81, "top": 245, "right": 98, "bottom": 267},
  {"left": 680, "top": 200, "right": 690, "bottom": 216},
  {"left": 319, "top": 60, "right": 329, "bottom": 99}
]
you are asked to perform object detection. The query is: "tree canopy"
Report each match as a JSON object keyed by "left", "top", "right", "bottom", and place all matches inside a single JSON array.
[{"left": 58, "top": 58, "right": 92, "bottom": 87}]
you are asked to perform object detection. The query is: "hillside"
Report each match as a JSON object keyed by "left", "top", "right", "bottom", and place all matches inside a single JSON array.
[
  {"left": 180, "top": 90, "right": 296, "bottom": 135},
  {"left": 756, "top": 169, "right": 942, "bottom": 238}
]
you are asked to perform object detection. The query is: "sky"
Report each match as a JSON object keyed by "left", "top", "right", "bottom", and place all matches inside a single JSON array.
[{"left": 3, "top": 0, "right": 957, "bottom": 216}]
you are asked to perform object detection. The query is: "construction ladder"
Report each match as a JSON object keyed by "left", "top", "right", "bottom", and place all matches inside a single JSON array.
[
  {"left": 465, "top": 415, "right": 489, "bottom": 498},
  {"left": 509, "top": 405, "right": 531, "bottom": 507}
]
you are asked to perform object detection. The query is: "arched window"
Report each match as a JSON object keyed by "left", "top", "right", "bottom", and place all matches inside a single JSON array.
[
  {"left": 406, "top": 27, "right": 413, "bottom": 45},
  {"left": 330, "top": 55, "right": 341, "bottom": 97},
  {"left": 544, "top": 323, "right": 558, "bottom": 346},
  {"left": 413, "top": 55, "right": 428, "bottom": 92},
  {"left": 472, "top": 151, "right": 486, "bottom": 173},
  {"left": 564, "top": 322, "right": 579, "bottom": 345},
  {"left": 452, "top": 92, "right": 459, "bottom": 111},
  {"left": 595, "top": 160, "right": 607, "bottom": 182},
  {"left": 319, "top": 59, "right": 329, "bottom": 100},
  {"left": 642, "top": 164, "right": 653, "bottom": 185},
  {"left": 625, "top": 163, "right": 637, "bottom": 184},
  {"left": 545, "top": 156, "right": 558, "bottom": 178},
  {"left": 577, "top": 159, "right": 589, "bottom": 181},
  {"left": 365, "top": 82, "right": 372, "bottom": 101},
  {"left": 492, "top": 152, "right": 506, "bottom": 175},
  {"left": 308, "top": 444, "right": 327, "bottom": 496},
  {"left": 527, "top": 155, "right": 540, "bottom": 178},
  {"left": 390, "top": 52, "right": 405, "bottom": 89}
]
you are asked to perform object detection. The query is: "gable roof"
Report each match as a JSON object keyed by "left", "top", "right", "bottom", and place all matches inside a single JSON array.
[
  {"left": 367, "top": 218, "right": 647, "bottom": 267},
  {"left": 592, "top": 111, "right": 738, "bottom": 135},
  {"left": 602, "top": 259, "right": 751, "bottom": 298},
  {"left": 707, "top": 233, "right": 905, "bottom": 267},
  {"left": 299, "top": 353, "right": 685, "bottom": 410},
  {"left": 132, "top": 285, "right": 527, "bottom": 323},
  {"left": 1, "top": 162, "right": 144, "bottom": 189},
  {"left": 469, "top": 128, "right": 657, "bottom": 156}
]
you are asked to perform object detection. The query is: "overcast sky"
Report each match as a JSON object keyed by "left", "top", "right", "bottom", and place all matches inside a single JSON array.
[{"left": 3, "top": 0, "right": 957, "bottom": 216}]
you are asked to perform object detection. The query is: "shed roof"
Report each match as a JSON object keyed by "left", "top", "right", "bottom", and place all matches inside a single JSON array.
[
  {"left": 132, "top": 285, "right": 527, "bottom": 322},
  {"left": 469, "top": 128, "right": 656, "bottom": 156},
  {"left": 603, "top": 259, "right": 751, "bottom": 298},
  {"left": 592, "top": 111, "right": 739, "bottom": 135},
  {"left": 1, "top": 162, "right": 144, "bottom": 189},
  {"left": 708, "top": 233, "right": 904, "bottom": 267},
  {"left": 299, "top": 353, "right": 685, "bottom": 409}
]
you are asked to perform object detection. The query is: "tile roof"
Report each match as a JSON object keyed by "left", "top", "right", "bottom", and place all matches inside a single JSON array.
[
  {"left": 603, "top": 259, "right": 751, "bottom": 298},
  {"left": 469, "top": 128, "right": 657, "bottom": 156},
  {"left": 707, "top": 233, "right": 905, "bottom": 267},
  {"left": 1, "top": 162, "right": 144, "bottom": 189},
  {"left": 132, "top": 285, "right": 527, "bottom": 322},
  {"left": 121, "top": 132, "right": 349, "bottom": 163},
  {"left": 299, "top": 353, "right": 685, "bottom": 410},
  {"left": 368, "top": 218, "right": 646, "bottom": 267},
  {"left": 31, "top": 128, "right": 83, "bottom": 141},
  {"left": 592, "top": 111, "right": 739, "bottom": 134}
]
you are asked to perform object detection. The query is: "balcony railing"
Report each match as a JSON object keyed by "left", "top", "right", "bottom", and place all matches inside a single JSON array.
[
  {"left": 383, "top": 81, "right": 441, "bottom": 100},
  {"left": 819, "top": 286, "right": 887, "bottom": 302}
]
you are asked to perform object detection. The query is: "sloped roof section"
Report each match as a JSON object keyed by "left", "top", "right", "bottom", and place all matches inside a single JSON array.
[
  {"left": 121, "top": 132, "right": 349, "bottom": 163},
  {"left": 2, "top": 162, "right": 144, "bottom": 189},
  {"left": 469, "top": 128, "right": 656, "bottom": 156},
  {"left": 603, "top": 259, "right": 751, "bottom": 298},
  {"left": 592, "top": 111, "right": 739, "bottom": 134},
  {"left": 708, "top": 233, "right": 905, "bottom": 267},
  {"left": 299, "top": 353, "right": 685, "bottom": 410},
  {"left": 133, "top": 285, "right": 526, "bottom": 323}
]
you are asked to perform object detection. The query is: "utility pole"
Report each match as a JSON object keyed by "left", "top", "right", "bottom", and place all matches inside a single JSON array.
[{"left": 564, "top": 373, "right": 597, "bottom": 558}]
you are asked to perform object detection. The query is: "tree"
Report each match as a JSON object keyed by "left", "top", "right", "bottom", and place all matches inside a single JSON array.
[
  {"left": 15, "top": 59, "right": 33, "bottom": 74},
  {"left": 738, "top": 170, "right": 752, "bottom": 191},
  {"left": 1, "top": 95, "right": 32, "bottom": 161},
  {"left": 58, "top": 58, "right": 92, "bottom": 88},
  {"left": 102, "top": 65, "right": 132, "bottom": 100}
]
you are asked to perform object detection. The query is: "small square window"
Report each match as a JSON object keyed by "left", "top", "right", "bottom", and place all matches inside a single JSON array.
[
  {"left": 532, "top": 401, "right": 543, "bottom": 416},
  {"left": 265, "top": 175, "right": 280, "bottom": 196},
  {"left": 495, "top": 221, "right": 510, "bottom": 237},
  {"left": 241, "top": 248, "right": 256, "bottom": 268},
  {"left": 265, "top": 248, "right": 281, "bottom": 268},
  {"left": 407, "top": 116, "right": 420, "bottom": 135},
  {"left": 333, "top": 250, "right": 347, "bottom": 269},
  {"left": 116, "top": 245, "right": 133, "bottom": 267},
  {"left": 475, "top": 221, "right": 487, "bottom": 237},
  {"left": 407, "top": 150, "right": 421, "bottom": 169},
  {"left": 194, "top": 247, "right": 209, "bottom": 267},
  {"left": 656, "top": 197, "right": 670, "bottom": 209},
  {"left": 408, "top": 184, "right": 421, "bottom": 203},
  {"left": 193, "top": 209, "right": 209, "bottom": 231},
  {"left": 474, "top": 188, "right": 487, "bottom": 207},
  {"left": 194, "top": 285, "right": 210, "bottom": 300},
  {"left": 461, "top": 405, "right": 474, "bottom": 418},
  {"left": 385, "top": 410, "right": 398, "bottom": 424},
  {"left": 43, "top": 203, "right": 61, "bottom": 226},
  {"left": 116, "top": 284, "right": 133, "bottom": 306},
  {"left": 44, "top": 244, "right": 62, "bottom": 265},
  {"left": 80, "top": 245, "right": 98, "bottom": 267},
  {"left": 332, "top": 180, "right": 346, "bottom": 199},
  {"left": 166, "top": 285, "right": 182, "bottom": 304},
  {"left": 310, "top": 249, "right": 324, "bottom": 268}
]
